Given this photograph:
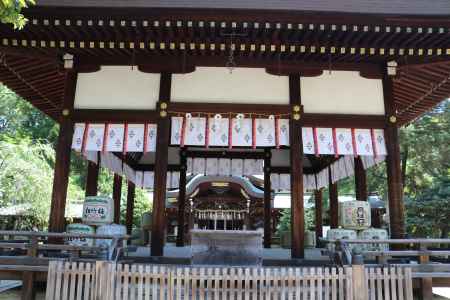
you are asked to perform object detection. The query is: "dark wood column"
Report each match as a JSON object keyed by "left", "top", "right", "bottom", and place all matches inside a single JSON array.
[
  {"left": 125, "top": 181, "right": 136, "bottom": 235},
  {"left": 176, "top": 149, "right": 187, "bottom": 247},
  {"left": 289, "top": 74, "right": 305, "bottom": 259},
  {"left": 354, "top": 157, "right": 368, "bottom": 201},
  {"left": 383, "top": 69, "right": 406, "bottom": 239},
  {"left": 48, "top": 71, "right": 78, "bottom": 233},
  {"left": 85, "top": 159, "right": 100, "bottom": 197},
  {"left": 314, "top": 189, "right": 323, "bottom": 245},
  {"left": 329, "top": 169, "right": 339, "bottom": 229},
  {"left": 263, "top": 149, "right": 272, "bottom": 249},
  {"left": 112, "top": 174, "right": 122, "bottom": 224},
  {"left": 151, "top": 73, "right": 172, "bottom": 256}
]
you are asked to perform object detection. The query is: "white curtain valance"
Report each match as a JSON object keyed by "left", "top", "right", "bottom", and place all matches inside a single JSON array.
[
  {"left": 72, "top": 123, "right": 157, "bottom": 153},
  {"left": 83, "top": 151, "right": 179, "bottom": 190},
  {"left": 170, "top": 116, "right": 387, "bottom": 156},
  {"left": 187, "top": 158, "right": 264, "bottom": 176}
]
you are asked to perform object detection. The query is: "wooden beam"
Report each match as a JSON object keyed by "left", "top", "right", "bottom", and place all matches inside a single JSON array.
[
  {"left": 72, "top": 109, "right": 159, "bottom": 123},
  {"left": 48, "top": 70, "right": 77, "bottom": 233},
  {"left": 133, "top": 164, "right": 181, "bottom": 172},
  {"left": 383, "top": 70, "right": 406, "bottom": 240},
  {"left": 151, "top": 72, "right": 172, "bottom": 257},
  {"left": 329, "top": 169, "right": 339, "bottom": 229},
  {"left": 125, "top": 181, "right": 135, "bottom": 236},
  {"left": 85, "top": 159, "right": 99, "bottom": 197},
  {"left": 314, "top": 189, "right": 323, "bottom": 246},
  {"left": 302, "top": 113, "right": 386, "bottom": 129},
  {"left": 289, "top": 74, "right": 305, "bottom": 259},
  {"left": 263, "top": 149, "right": 272, "bottom": 249},
  {"left": 112, "top": 174, "right": 122, "bottom": 224},
  {"left": 168, "top": 102, "right": 290, "bottom": 115},
  {"left": 185, "top": 150, "right": 266, "bottom": 160},
  {"left": 176, "top": 149, "right": 187, "bottom": 247},
  {"left": 354, "top": 157, "right": 368, "bottom": 201}
]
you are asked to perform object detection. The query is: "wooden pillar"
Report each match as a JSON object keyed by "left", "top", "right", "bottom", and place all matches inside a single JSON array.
[
  {"left": 48, "top": 71, "right": 78, "bottom": 233},
  {"left": 329, "top": 169, "right": 339, "bottom": 229},
  {"left": 151, "top": 73, "right": 172, "bottom": 257},
  {"left": 289, "top": 74, "right": 305, "bottom": 259},
  {"left": 176, "top": 149, "right": 187, "bottom": 247},
  {"left": 113, "top": 174, "right": 122, "bottom": 224},
  {"left": 314, "top": 189, "right": 323, "bottom": 246},
  {"left": 263, "top": 149, "right": 272, "bottom": 249},
  {"left": 125, "top": 181, "right": 135, "bottom": 235},
  {"left": 383, "top": 69, "right": 406, "bottom": 239},
  {"left": 85, "top": 159, "right": 100, "bottom": 197},
  {"left": 354, "top": 157, "right": 368, "bottom": 201}
]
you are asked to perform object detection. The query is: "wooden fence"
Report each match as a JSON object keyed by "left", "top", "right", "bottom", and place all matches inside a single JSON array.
[{"left": 45, "top": 261, "right": 413, "bottom": 300}]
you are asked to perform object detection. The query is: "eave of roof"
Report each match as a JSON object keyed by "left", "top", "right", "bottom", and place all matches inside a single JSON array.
[{"left": 35, "top": 0, "right": 450, "bottom": 17}]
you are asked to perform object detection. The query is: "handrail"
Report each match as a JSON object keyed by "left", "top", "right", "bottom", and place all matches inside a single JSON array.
[
  {"left": 320, "top": 238, "right": 450, "bottom": 244},
  {"left": 0, "top": 230, "right": 130, "bottom": 240}
]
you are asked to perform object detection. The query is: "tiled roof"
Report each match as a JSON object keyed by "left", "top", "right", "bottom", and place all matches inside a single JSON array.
[{"left": 36, "top": 0, "right": 450, "bottom": 16}]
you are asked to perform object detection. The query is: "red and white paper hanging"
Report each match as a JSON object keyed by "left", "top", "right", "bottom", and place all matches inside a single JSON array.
[{"left": 72, "top": 123, "right": 157, "bottom": 153}]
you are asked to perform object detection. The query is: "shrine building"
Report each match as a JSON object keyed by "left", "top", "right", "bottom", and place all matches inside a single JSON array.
[{"left": 0, "top": 0, "right": 449, "bottom": 259}]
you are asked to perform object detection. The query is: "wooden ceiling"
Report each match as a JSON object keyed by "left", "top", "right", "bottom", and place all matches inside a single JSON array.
[{"left": 0, "top": 6, "right": 449, "bottom": 123}]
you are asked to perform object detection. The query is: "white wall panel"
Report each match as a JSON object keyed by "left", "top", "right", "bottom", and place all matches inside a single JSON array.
[
  {"left": 74, "top": 66, "right": 160, "bottom": 109},
  {"left": 301, "top": 71, "right": 384, "bottom": 115},
  {"left": 172, "top": 67, "right": 289, "bottom": 104}
]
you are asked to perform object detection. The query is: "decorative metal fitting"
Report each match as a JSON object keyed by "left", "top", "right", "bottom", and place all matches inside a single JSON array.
[
  {"left": 63, "top": 53, "right": 74, "bottom": 69},
  {"left": 293, "top": 105, "right": 301, "bottom": 112},
  {"left": 387, "top": 61, "right": 398, "bottom": 76},
  {"left": 62, "top": 109, "right": 70, "bottom": 116},
  {"left": 293, "top": 113, "right": 301, "bottom": 121},
  {"left": 389, "top": 115, "right": 397, "bottom": 123},
  {"left": 160, "top": 102, "right": 167, "bottom": 109},
  {"left": 160, "top": 111, "right": 167, "bottom": 118}
]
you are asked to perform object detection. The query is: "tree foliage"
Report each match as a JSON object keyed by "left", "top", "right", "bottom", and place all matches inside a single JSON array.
[
  {"left": 0, "top": 0, "right": 35, "bottom": 29},
  {"left": 0, "top": 85, "right": 152, "bottom": 230},
  {"left": 0, "top": 140, "right": 83, "bottom": 229}
]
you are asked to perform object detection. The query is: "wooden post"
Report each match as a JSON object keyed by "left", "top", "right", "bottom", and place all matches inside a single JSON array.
[
  {"left": 383, "top": 69, "right": 406, "bottom": 240},
  {"left": 419, "top": 244, "right": 433, "bottom": 300},
  {"left": 329, "top": 169, "right": 339, "bottom": 229},
  {"left": 85, "top": 158, "right": 100, "bottom": 197},
  {"left": 176, "top": 149, "right": 187, "bottom": 247},
  {"left": 263, "top": 149, "right": 272, "bottom": 249},
  {"left": 354, "top": 157, "right": 368, "bottom": 201},
  {"left": 314, "top": 189, "right": 323, "bottom": 246},
  {"left": 48, "top": 71, "right": 78, "bottom": 233},
  {"left": 21, "top": 235, "right": 38, "bottom": 300},
  {"left": 151, "top": 73, "right": 172, "bottom": 257},
  {"left": 352, "top": 264, "right": 368, "bottom": 300},
  {"left": 125, "top": 181, "right": 135, "bottom": 235},
  {"left": 112, "top": 174, "right": 122, "bottom": 224},
  {"left": 289, "top": 74, "right": 305, "bottom": 259}
]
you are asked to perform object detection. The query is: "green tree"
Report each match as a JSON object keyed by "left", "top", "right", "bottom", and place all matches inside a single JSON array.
[
  {"left": 0, "top": 0, "right": 34, "bottom": 29},
  {"left": 0, "top": 140, "right": 83, "bottom": 229}
]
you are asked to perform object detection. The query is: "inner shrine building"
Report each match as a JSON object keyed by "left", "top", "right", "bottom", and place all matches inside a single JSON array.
[{"left": 0, "top": 0, "right": 449, "bottom": 258}]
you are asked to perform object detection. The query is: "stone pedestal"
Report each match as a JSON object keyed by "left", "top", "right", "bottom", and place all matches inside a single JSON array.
[{"left": 191, "top": 230, "right": 262, "bottom": 266}]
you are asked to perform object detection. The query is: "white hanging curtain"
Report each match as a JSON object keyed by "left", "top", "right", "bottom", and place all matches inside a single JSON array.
[
  {"left": 72, "top": 122, "right": 157, "bottom": 153},
  {"left": 170, "top": 116, "right": 387, "bottom": 157}
]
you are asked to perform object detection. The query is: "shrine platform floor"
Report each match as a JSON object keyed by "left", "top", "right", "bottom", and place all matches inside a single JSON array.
[{"left": 125, "top": 244, "right": 331, "bottom": 266}]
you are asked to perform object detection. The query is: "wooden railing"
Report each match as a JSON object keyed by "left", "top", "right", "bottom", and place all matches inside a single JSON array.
[
  {"left": 46, "top": 261, "right": 415, "bottom": 300},
  {"left": 321, "top": 238, "right": 450, "bottom": 300},
  {"left": 0, "top": 230, "right": 129, "bottom": 300}
]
